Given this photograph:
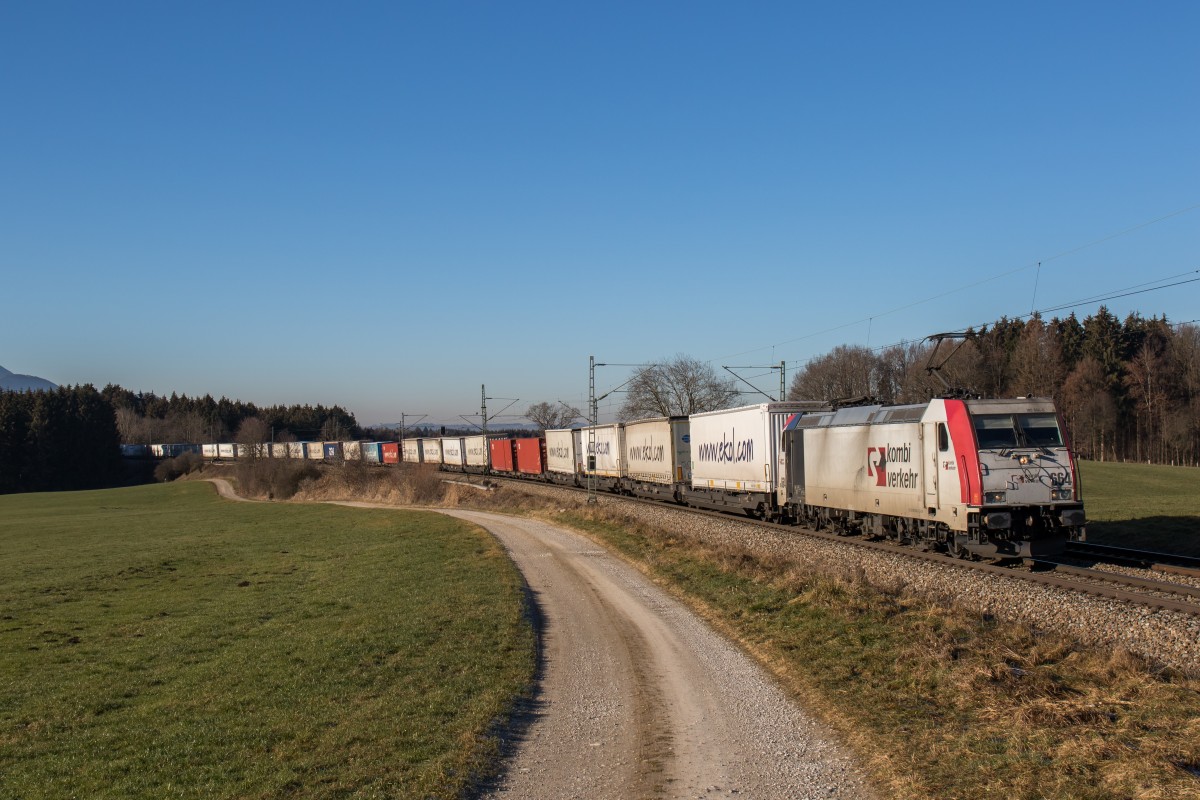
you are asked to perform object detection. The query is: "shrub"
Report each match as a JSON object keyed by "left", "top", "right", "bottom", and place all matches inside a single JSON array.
[
  {"left": 154, "top": 451, "right": 205, "bottom": 482},
  {"left": 235, "top": 458, "right": 321, "bottom": 500}
]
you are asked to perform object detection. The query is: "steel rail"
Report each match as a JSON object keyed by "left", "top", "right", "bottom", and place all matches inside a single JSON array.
[{"left": 1066, "top": 541, "right": 1200, "bottom": 578}]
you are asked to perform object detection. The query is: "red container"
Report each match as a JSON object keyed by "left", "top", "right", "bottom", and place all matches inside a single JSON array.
[
  {"left": 489, "top": 438, "right": 515, "bottom": 472},
  {"left": 515, "top": 437, "right": 546, "bottom": 475},
  {"left": 382, "top": 442, "right": 400, "bottom": 464}
]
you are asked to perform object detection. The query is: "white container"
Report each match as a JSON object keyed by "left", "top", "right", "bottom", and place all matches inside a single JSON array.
[
  {"left": 202, "top": 444, "right": 219, "bottom": 459},
  {"left": 545, "top": 429, "right": 577, "bottom": 476},
  {"left": 269, "top": 442, "right": 289, "bottom": 458},
  {"left": 304, "top": 442, "right": 325, "bottom": 460},
  {"left": 402, "top": 440, "right": 422, "bottom": 463},
  {"left": 463, "top": 435, "right": 492, "bottom": 468},
  {"left": 287, "top": 442, "right": 306, "bottom": 459},
  {"left": 342, "top": 441, "right": 363, "bottom": 461},
  {"left": 235, "top": 443, "right": 267, "bottom": 459},
  {"left": 580, "top": 423, "right": 624, "bottom": 477},
  {"left": 441, "top": 437, "right": 466, "bottom": 468},
  {"left": 689, "top": 403, "right": 811, "bottom": 493},
  {"left": 419, "top": 438, "right": 442, "bottom": 465},
  {"left": 623, "top": 417, "right": 690, "bottom": 485},
  {"left": 218, "top": 443, "right": 237, "bottom": 459}
]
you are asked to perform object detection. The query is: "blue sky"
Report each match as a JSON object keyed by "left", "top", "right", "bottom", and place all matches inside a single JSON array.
[{"left": 2, "top": 2, "right": 1197, "bottom": 425}]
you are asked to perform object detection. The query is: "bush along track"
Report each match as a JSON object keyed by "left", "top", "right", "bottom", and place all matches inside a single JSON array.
[{"left": 279, "top": 465, "right": 1200, "bottom": 800}]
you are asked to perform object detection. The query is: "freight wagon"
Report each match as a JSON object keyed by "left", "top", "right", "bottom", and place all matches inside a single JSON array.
[
  {"left": 686, "top": 402, "right": 817, "bottom": 517},
  {"left": 545, "top": 428, "right": 580, "bottom": 486},
  {"left": 419, "top": 438, "right": 443, "bottom": 467},
  {"left": 580, "top": 423, "right": 624, "bottom": 492},
  {"left": 623, "top": 416, "right": 691, "bottom": 502},
  {"left": 464, "top": 435, "right": 498, "bottom": 474},
  {"left": 441, "top": 437, "right": 466, "bottom": 471},
  {"left": 489, "top": 438, "right": 516, "bottom": 473},
  {"left": 514, "top": 437, "right": 546, "bottom": 475}
]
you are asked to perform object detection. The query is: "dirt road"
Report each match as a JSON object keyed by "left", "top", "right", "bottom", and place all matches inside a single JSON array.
[{"left": 436, "top": 509, "right": 874, "bottom": 800}]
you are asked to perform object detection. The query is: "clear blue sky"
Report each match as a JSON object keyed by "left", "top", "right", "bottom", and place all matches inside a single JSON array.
[{"left": 3, "top": 1, "right": 1197, "bottom": 425}]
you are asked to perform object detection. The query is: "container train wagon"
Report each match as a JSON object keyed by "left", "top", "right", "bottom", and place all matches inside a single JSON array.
[{"left": 142, "top": 395, "right": 1084, "bottom": 559}]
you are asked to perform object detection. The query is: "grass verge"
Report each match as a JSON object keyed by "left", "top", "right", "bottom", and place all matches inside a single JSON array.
[{"left": 0, "top": 481, "right": 535, "bottom": 799}]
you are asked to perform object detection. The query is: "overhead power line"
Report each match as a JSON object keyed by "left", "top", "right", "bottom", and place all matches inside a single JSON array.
[
  {"left": 782, "top": 267, "right": 1199, "bottom": 369},
  {"left": 718, "top": 202, "right": 1200, "bottom": 363}
]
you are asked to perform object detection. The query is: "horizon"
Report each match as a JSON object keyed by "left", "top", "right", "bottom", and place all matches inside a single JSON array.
[{"left": 3, "top": 3, "right": 1197, "bottom": 423}]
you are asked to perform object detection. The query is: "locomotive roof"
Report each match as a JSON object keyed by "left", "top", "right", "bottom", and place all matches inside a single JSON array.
[{"left": 964, "top": 397, "right": 1057, "bottom": 414}]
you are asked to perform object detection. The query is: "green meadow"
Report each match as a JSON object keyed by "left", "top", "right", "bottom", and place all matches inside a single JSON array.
[
  {"left": 1079, "top": 460, "right": 1200, "bottom": 556},
  {"left": 0, "top": 482, "right": 534, "bottom": 799}
]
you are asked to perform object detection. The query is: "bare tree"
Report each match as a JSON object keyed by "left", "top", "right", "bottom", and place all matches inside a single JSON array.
[
  {"left": 235, "top": 416, "right": 270, "bottom": 460},
  {"left": 115, "top": 406, "right": 149, "bottom": 444},
  {"left": 618, "top": 354, "right": 739, "bottom": 421},
  {"left": 787, "top": 345, "right": 878, "bottom": 402},
  {"left": 525, "top": 401, "right": 581, "bottom": 432},
  {"left": 1061, "top": 356, "right": 1118, "bottom": 461},
  {"left": 169, "top": 410, "right": 207, "bottom": 444}
]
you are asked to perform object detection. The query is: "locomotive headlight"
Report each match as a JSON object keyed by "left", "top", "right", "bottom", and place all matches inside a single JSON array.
[
  {"left": 984, "top": 491, "right": 1007, "bottom": 504},
  {"left": 1052, "top": 488, "right": 1073, "bottom": 501},
  {"left": 1018, "top": 455, "right": 1031, "bottom": 465}
]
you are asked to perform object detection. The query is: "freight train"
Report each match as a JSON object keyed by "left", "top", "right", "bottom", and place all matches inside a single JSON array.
[{"left": 133, "top": 395, "right": 1085, "bottom": 560}]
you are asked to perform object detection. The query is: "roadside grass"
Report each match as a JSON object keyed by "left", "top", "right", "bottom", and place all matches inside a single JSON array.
[
  {"left": 1079, "top": 460, "right": 1200, "bottom": 556},
  {"left": 0, "top": 482, "right": 534, "bottom": 800}
]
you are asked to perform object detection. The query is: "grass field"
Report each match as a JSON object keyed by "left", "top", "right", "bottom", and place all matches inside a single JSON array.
[
  {"left": 0, "top": 482, "right": 534, "bottom": 799},
  {"left": 1078, "top": 460, "right": 1200, "bottom": 556}
]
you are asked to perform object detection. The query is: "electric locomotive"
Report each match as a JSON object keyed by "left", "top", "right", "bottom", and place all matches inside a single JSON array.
[{"left": 782, "top": 397, "right": 1084, "bottom": 558}]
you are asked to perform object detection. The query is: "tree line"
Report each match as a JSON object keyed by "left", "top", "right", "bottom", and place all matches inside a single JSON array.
[
  {"left": 0, "top": 385, "right": 123, "bottom": 493},
  {"left": 787, "top": 308, "right": 1200, "bottom": 466},
  {"left": 100, "top": 386, "right": 361, "bottom": 445}
]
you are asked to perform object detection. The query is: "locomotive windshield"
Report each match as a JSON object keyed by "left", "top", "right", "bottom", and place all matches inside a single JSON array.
[
  {"left": 1018, "top": 413, "right": 1064, "bottom": 447},
  {"left": 972, "top": 413, "right": 1064, "bottom": 449}
]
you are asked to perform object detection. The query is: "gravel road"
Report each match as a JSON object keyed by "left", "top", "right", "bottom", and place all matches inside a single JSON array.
[{"left": 437, "top": 509, "right": 874, "bottom": 800}]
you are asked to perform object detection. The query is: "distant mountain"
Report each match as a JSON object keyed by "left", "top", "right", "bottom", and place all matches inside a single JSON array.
[{"left": 0, "top": 365, "right": 58, "bottom": 392}]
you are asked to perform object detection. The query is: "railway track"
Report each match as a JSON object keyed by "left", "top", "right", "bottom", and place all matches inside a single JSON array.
[
  {"left": 485, "top": 475, "right": 1200, "bottom": 618},
  {"left": 1065, "top": 541, "right": 1200, "bottom": 578}
]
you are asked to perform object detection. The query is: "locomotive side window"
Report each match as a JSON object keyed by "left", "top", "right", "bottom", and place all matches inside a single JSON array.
[
  {"left": 1018, "top": 413, "right": 1063, "bottom": 447},
  {"left": 972, "top": 415, "right": 1019, "bottom": 448},
  {"left": 938, "top": 423, "right": 949, "bottom": 451}
]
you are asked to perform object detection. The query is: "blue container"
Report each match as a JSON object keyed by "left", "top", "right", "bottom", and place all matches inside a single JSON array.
[
  {"left": 120, "top": 444, "right": 149, "bottom": 458},
  {"left": 323, "top": 442, "right": 343, "bottom": 461},
  {"left": 362, "top": 442, "right": 382, "bottom": 464}
]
